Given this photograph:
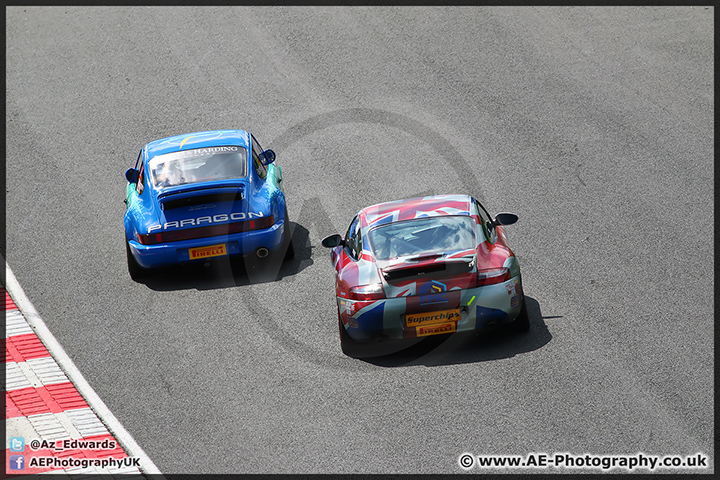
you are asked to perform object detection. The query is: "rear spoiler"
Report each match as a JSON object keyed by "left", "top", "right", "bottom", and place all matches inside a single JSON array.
[
  {"left": 381, "top": 258, "right": 473, "bottom": 281},
  {"left": 157, "top": 185, "right": 245, "bottom": 210}
]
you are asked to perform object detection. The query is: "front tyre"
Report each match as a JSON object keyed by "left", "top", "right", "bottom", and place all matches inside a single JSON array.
[{"left": 126, "top": 238, "right": 148, "bottom": 280}]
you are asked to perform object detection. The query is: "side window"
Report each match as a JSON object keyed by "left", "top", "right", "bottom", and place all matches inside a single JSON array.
[
  {"left": 345, "top": 215, "right": 360, "bottom": 259},
  {"left": 137, "top": 163, "right": 145, "bottom": 194},
  {"left": 475, "top": 200, "right": 496, "bottom": 243},
  {"left": 354, "top": 222, "right": 363, "bottom": 258},
  {"left": 251, "top": 135, "right": 267, "bottom": 179}
]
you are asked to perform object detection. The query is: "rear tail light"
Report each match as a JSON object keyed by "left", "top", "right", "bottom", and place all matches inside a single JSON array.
[
  {"left": 476, "top": 267, "right": 511, "bottom": 286},
  {"left": 140, "top": 233, "right": 163, "bottom": 245},
  {"left": 138, "top": 215, "right": 274, "bottom": 245},
  {"left": 349, "top": 283, "right": 386, "bottom": 301}
]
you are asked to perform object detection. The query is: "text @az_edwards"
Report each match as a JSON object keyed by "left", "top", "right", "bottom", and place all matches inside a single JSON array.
[
  {"left": 458, "top": 452, "right": 709, "bottom": 471},
  {"left": 28, "top": 438, "right": 117, "bottom": 451}
]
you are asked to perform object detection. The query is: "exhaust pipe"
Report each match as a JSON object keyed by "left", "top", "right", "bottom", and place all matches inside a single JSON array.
[{"left": 255, "top": 247, "right": 269, "bottom": 258}]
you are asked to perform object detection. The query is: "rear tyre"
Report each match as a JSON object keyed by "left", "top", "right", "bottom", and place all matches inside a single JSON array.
[
  {"left": 284, "top": 235, "right": 295, "bottom": 261},
  {"left": 339, "top": 316, "right": 364, "bottom": 358},
  {"left": 283, "top": 206, "right": 295, "bottom": 261},
  {"left": 508, "top": 298, "right": 530, "bottom": 333},
  {"left": 126, "top": 239, "right": 148, "bottom": 280}
]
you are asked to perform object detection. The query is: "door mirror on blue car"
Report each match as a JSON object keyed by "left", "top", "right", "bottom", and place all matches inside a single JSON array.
[
  {"left": 321, "top": 234, "right": 344, "bottom": 248},
  {"left": 261, "top": 149, "right": 276, "bottom": 165},
  {"left": 125, "top": 168, "right": 139, "bottom": 184},
  {"left": 493, "top": 213, "right": 519, "bottom": 226}
]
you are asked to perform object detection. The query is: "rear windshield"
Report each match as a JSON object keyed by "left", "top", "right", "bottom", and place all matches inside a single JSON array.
[
  {"left": 368, "top": 215, "right": 476, "bottom": 260},
  {"left": 148, "top": 146, "right": 247, "bottom": 188}
]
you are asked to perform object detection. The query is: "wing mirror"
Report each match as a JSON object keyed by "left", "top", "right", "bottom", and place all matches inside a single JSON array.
[
  {"left": 493, "top": 213, "right": 518, "bottom": 226},
  {"left": 321, "top": 234, "right": 344, "bottom": 248},
  {"left": 261, "top": 149, "right": 276, "bottom": 165},
  {"left": 125, "top": 168, "right": 139, "bottom": 184}
]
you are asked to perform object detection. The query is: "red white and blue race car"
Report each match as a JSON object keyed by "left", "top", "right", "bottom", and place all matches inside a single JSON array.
[{"left": 321, "top": 194, "right": 527, "bottom": 357}]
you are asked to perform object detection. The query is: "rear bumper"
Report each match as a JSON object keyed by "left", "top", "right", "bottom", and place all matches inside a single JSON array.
[
  {"left": 128, "top": 220, "right": 285, "bottom": 269},
  {"left": 338, "top": 276, "right": 524, "bottom": 343}
]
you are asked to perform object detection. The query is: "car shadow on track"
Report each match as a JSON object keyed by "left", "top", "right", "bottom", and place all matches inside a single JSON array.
[
  {"left": 361, "top": 296, "right": 554, "bottom": 367},
  {"left": 135, "top": 221, "right": 313, "bottom": 291}
]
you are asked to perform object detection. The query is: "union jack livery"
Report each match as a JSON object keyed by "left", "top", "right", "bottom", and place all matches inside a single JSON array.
[
  {"left": 123, "top": 129, "right": 293, "bottom": 279},
  {"left": 321, "top": 194, "right": 528, "bottom": 357}
]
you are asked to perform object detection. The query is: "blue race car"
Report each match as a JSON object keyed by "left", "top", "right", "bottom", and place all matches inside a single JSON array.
[{"left": 123, "top": 129, "right": 293, "bottom": 279}]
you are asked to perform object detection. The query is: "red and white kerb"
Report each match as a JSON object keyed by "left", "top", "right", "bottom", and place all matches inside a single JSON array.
[{"left": 4, "top": 287, "right": 140, "bottom": 476}]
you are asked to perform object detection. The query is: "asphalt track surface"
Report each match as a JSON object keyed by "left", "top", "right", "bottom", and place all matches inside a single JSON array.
[{"left": 5, "top": 6, "right": 714, "bottom": 474}]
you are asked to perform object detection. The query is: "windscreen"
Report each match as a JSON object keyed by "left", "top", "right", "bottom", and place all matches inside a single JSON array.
[
  {"left": 368, "top": 215, "right": 476, "bottom": 261},
  {"left": 148, "top": 146, "right": 247, "bottom": 188}
]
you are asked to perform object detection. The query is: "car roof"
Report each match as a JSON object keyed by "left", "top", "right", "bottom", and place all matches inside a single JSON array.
[
  {"left": 359, "top": 194, "right": 473, "bottom": 230},
  {"left": 144, "top": 129, "right": 251, "bottom": 159}
]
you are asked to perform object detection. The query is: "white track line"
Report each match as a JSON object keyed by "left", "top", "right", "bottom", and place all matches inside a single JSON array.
[{"left": 3, "top": 255, "right": 164, "bottom": 477}]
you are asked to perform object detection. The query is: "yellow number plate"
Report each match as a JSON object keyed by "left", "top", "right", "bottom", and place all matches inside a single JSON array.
[
  {"left": 189, "top": 243, "right": 227, "bottom": 260},
  {"left": 406, "top": 309, "right": 461, "bottom": 327},
  {"left": 416, "top": 322, "right": 457, "bottom": 337}
]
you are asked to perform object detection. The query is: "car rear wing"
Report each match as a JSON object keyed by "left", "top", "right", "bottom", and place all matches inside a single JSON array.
[{"left": 381, "top": 258, "right": 473, "bottom": 281}]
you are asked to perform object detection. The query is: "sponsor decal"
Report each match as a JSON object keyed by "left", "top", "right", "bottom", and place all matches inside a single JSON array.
[
  {"left": 152, "top": 144, "right": 243, "bottom": 165},
  {"left": 417, "top": 322, "right": 456, "bottom": 337},
  {"left": 418, "top": 280, "right": 450, "bottom": 306},
  {"left": 510, "top": 295, "right": 520, "bottom": 307},
  {"left": 406, "top": 308, "right": 461, "bottom": 327},
  {"left": 164, "top": 130, "right": 224, "bottom": 147},
  {"left": 180, "top": 135, "right": 196, "bottom": 148},
  {"left": 340, "top": 299, "right": 353, "bottom": 315},
  {"left": 148, "top": 211, "right": 263, "bottom": 232},
  {"left": 189, "top": 243, "right": 227, "bottom": 260},
  {"left": 506, "top": 284, "right": 514, "bottom": 295},
  {"left": 174, "top": 145, "right": 240, "bottom": 157}
]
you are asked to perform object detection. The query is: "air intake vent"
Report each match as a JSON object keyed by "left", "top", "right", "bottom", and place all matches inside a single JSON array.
[
  {"left": 382, "top": 260, "right": 472, "bottom": 281},
  {"left": 160, "top": 191, "right": 243, "bottom": 210}
]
